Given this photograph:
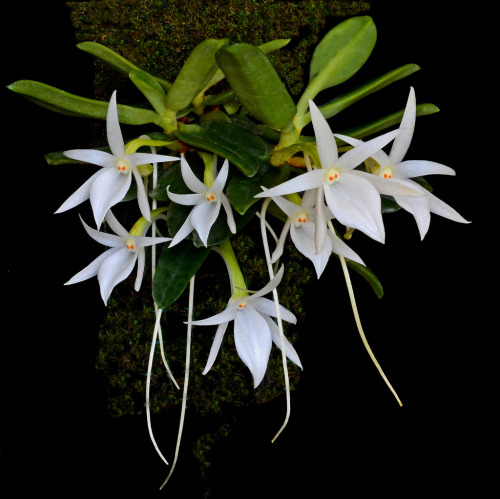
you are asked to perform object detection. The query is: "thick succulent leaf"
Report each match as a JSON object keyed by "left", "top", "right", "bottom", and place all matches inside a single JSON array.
[
  {"left": 129, "top": 69, "right": 168, "bottom": 114},
  {"left": 8, "top": 80, "right": 161, "bottom": 125},
  {"left": 296, "top": 16, "right": 376, "bottom": 114},
  {"left": 226, "top": 161, "right": 291, "bottom": 214},
  {"left": 270, "top": 142, "right": 320, "bottom": 167},
  {"left": 165, "top": 39, "right": 229, "bottom": 112},
  {"left": 215, "top": 43, "right": 296, "bottom": 130},
  {"left": 335, "top": 103, "right": 439, "bottom": 142},
  {"left": 77, "top": 41, "right": 172, "bottom": 92},
  {"left": 296, "top": 64, "right": 421, "bottom": 130},
  {"left": 309, "top": 16, "right": 377, "bottom": 85},
  {"left": 204, "top": 39, "right": 291, "bottom": 107},
  {"left": 175, "top": 121, "right": 271, "bottom": 177},
  {"left": 77, "top": 41, "right": 171, "bottom": 93},
  {"left": 153, "top": 240, "right": 210, "bottom": 308}
]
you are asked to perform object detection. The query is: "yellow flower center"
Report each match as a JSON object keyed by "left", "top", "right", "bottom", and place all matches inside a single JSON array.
[
  {"left": 205, "top": 191, "right": 218, "bottom": 203},
  {"left": 292, "top": 210, "right": 308, "bottom": 227},
  {"left": 126, "top": 238, "right": 137, "bottom": 252},
  {"left": 380, "top": 166, "right": 393, "bottom": 179},
  {"left": 324, "top": 167, "right": 341, "bottom": 185},
  {"left": 116, "top": 158, "right": 131, "bottom": 174}
]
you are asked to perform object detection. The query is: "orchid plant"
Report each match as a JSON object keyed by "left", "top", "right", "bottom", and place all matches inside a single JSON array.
[{"left": 8, "top": 15, "right": 469, "bottom": 489}]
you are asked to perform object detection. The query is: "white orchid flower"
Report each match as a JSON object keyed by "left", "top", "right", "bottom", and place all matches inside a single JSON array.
[
  {"left": 65, "top": 209, "right": 171, "bottom": 305},
  {"left": 191, "top": 266, "right": 302, "bottom": 388},
  {"left": 336, "top": 87, "right": 469, "bottom": 239},
  {"left": 265, "top": 188, "right": 364, "bottom": 277},
  {"left": 256, "top": 100, "right": 422, "bottom": 247},
  {"left": 55, "top": 91, "right": 180, "bottom": 227},
  {"left": 166, "top": 155, "right": 236, "bottom": 247}
]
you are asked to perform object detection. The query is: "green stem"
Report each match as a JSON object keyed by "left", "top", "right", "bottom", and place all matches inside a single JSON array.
[{"left": 218, "top": 239, "right": 248, "bottom": 299}]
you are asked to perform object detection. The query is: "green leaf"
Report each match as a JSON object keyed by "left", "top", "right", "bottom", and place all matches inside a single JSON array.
[
  {"left": 7, "top": 80, "right": 161, "bottom": 125},
  {"left": 164, "top": 39, "right": 229, "bottom": 112},
  {"left": 153, "top": 240, "right": 210, "bottom": 308},
  {"left": 345, "top": 259, "right": 384, "bottom": 298},
  {"left": 226, "top": 161, "right": 291, "bottom": 215},
  {"left": 309, "top": 16, "right": 376, "bottom": 85},
  {"left": 296, "top": 16, "right": 377, "bottom": 115},
  {"left": 175, "top": 121, "right": 271, "bottom": 177},
  {"left": 77, "top": 41, "right": 171, "bottom": 92},
  {"left": 270, "top": 142, "right": 320, "bottom": 167},
  {"left": 215, "top": 43, "right": 296, "bottom": 130},
  {"left": 296, "top": 64, "right": 421, "bottom": 130},
  {"left": 129, "top": 69, "right": 168, "bottom": 114},
  {"left": 336, "top": 103, "right": 439, "bottom": 142}
]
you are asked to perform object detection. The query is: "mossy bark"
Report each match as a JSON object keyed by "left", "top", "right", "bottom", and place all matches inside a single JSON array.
[{"left": 66, "top": 0, "right": 369, "bottom": 488}]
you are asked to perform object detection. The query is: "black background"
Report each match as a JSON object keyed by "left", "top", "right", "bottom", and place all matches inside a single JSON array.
[{"left": 1, "top": 1, "right": 491, "bottom": 497}]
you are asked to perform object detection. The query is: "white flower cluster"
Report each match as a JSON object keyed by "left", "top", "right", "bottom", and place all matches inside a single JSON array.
[{"left": 58, "top": 87, "right": 468, "bottom": 390}]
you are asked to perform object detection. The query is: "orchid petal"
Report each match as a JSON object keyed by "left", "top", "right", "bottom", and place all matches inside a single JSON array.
[
  {"left": 309, "top": 100, "right": 338, "bottom": 168},
  {"left": 336, "top": 129, "right": 399, "bottom": 170},
  {"left": 98, "top": 248, "right": 137, "bottom": 304},
  {"left": 300, "top": 189, "right": 316, "bottom": 210},
  {"left": 90, "top": 167, "right": 132, "bottom": 227},
  {"left": 328, "top": 230, "right": 365, "bottom": 266},
  {"left": 264, "top": 316, "right": 303, "bottom": 369},
  {"left": 131, "top": 235, "right": 172, "bottom": 248},
  {"left": 291, "top": 222, "right": 331, "bottom": 278},
  {"left": 104, "top": 210, "right": 131, "bottom": 239},
  {"left": 314, "top": 185, "right": 327, "bottom": 254},
  {"left": 220, "top": 194, "right": 237, "bottom": 234},
  {"left": 106, "top": 91, "right": 126, "bottom": 158},
  {"left": 180, "top": 155, "right": 206, "bottom": 193},
  {"left": 167, "top": 187, "right": 204, "bottom": 206},
  {"left": 389, "top": 86, "right": 416, "bottom": 165},
  {"left": 202, "top": 321, "right": 230, "bottom": 375},
  {"left": 190, "top": 302, "right": 239, "bottom": 326},
  {"left": 351, "top": 170, "right": 424, "bottom": 197},
  {"left": 63, "top": 149, "right": 116, "bottom": 168},
  {"left": 271, "top": 219, "right": 291, "bottom": 263},
  {"left": 127, "top": 152, "right": 179, "bottom": 168},
  {"left": 323, "top": 176, "right": 385, "bottom": 243},
  {"left": 54, "top": 169, "right": 101, "bottom": 214},
  {"left": 79, "top": 215, "right": 126, "bottom": 248},
  {"left": 134, "top": 248, "right": 146, "bottom": 291},
  {"left": 64, "top": 247, "right": 119, "bottom": 285},
  {"left": 255, "top": 169, "right": 324, "bottom": 198},
  {"left": 251, "top": 296, "right": 297, "bottom": 325},
  {"left": 210, "top": 159, "right": 229, "bottom": 194},
  {"left": 426, "top": 189, "right": 470, "bottom": 225},
  {"left": 234, "top": 306, "right": 272, "bottom": 388},
  {"left": 268, "top": 192, "right": 303, "bottom": 219},
  {"left": 132, "top": 167, "right": 151, "bottom": 221},
  {"left": 334, "top": 133, "right": 391, "bottom": 168},
  {"left": 168, "top": 211, "right": 194, "bottom": 248},
  {"left": 249, "top": 265, "right": 284, "bottom": 300},
  {"left": 393, "top": 193, "right": 432, "bottom": 240},
  {"left": 393, "top": 160, "right": 456, "bottom": 179},
  {"left": 191, "top": 200, "right": 220, "bottom": 246}
]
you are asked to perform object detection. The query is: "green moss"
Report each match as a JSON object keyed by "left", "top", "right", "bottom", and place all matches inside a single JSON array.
[{"left": 68, "top": 0, "right": 370, "bottom": 101}]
